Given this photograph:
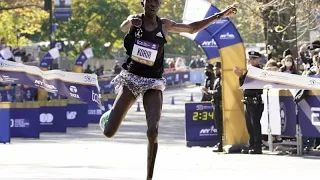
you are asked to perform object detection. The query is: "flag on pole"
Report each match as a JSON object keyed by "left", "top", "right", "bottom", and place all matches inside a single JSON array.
[
  {"left": 0, "top": 47, "right": 14, "bottom": 60},
  {"left": 40, "top": 48, "right": 60, "bottom": 69},
  {"left": 74, "top": 48, "right": 94, "bottom": 73}
]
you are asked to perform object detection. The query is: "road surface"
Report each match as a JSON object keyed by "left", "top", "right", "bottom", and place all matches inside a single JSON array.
[{"left": 0, "top": 86, "right": 319, "bottom": 180}]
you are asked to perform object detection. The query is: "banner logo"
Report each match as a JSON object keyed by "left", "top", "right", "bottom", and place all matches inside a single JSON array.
[
  {"left": 219, "top": 32, "right": 235, "bottom": 40},
  {"left": 280, "top": 102, "right": 287, "bottom": 132},
  {"left": 199, "top": 125, "right": 217, "bottom": 136},
  {"left": 69, "top": 86, "right": 80, "bottom": 98},
  {"left": 311, "top": 107, "right": 320, "bottom": 126},
  {"left": 40, "top": 113, "right": 54, "bottom": 125},
  {"left": 66, "top": 111, "right": 77, "bottom": 120},
  {"left": 34, "top": 80, "right": 57, "bottom": 92}
]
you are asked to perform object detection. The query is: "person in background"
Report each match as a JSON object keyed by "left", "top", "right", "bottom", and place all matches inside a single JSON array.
[
  {"left": 279, "top": 55, "right": 297, "bottom": 74},
  {"left": 84, "top": 64, "right": 93, "bottom": 74},
  {"left": 202, "top": 62, "right": 223, "bottom": 152},
  {"left": 175, "top": 57, "right": 186, "bottom": 70},
  {"left": 197, "top": 57, "right": 205, "bottom": 68},
  {"left": 168, "top": 58, "right": 175, "bottom": 69},
  {"left": 189, "top": 56, "right": 197, "bottom": 69},
  {"left": 114, "top": 61, "right": 122, "bottom": 74},
  {"left": 233, "top": 51, "right": 264, "bottom": 154},
  {"left": 201, "top": 63, "right": 215, "bottom": 102}
]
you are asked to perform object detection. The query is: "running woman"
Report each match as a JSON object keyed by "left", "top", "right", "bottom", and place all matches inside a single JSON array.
[{"left": 101, "top": 0, "right": 237, "bottom": 179}]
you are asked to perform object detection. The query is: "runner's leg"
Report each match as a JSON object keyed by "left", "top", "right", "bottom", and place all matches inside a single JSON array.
[
  {"left": 143, "top": 89, "right": 163, "bottom": 180},
  {"left": 104, "top": 86, "right": 136, "bottom": 138}
]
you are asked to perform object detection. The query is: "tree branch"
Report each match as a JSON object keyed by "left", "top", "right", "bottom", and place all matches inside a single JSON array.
[{"left": 0, "top": 4, "right": 43, "bottom": 11}]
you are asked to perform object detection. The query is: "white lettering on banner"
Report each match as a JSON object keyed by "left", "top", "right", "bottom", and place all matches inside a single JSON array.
[
  {"left": 35, "top": 80, "right": 57, "bottom": 92},
  {"left": 92, "top": 91, "right": 101, "bottom": 105},
  {"left": 66, "top": 111, "right": 77, "bottom": 120},
  {"left": 40, "top": 113, "right": 54, "bottom": 125},
  {"left": 10, "top": 119, "right": 30, "bottom": 128},
  {"left": 199, "top": 126, "right": 217, "bottom": 136},
  {"left": 69, "top": 86, "right": 80, "bottom": 99},
  {"left": 196, "top": 105, "right": 213, "bottom": 111},
  {"left": 0, "top": 75, "right": 19, "bottom": 83},
  {"left": 88, "top": 109, "right": 102, "bottom": 115},
  {"left": 220, "top": 32, "right": 235, "bottom": 40},
  {"left": 243, "top": 66, "right": 320, "bottom": 90},
  {"left": 311, "top": 107, "right": 320, "bottom": 126},
  {"left": 201, "top": 39, "right": 217, "bottom": 47},
  {"left": 0, "top": 59, "right": 98, "bottom": 85}
]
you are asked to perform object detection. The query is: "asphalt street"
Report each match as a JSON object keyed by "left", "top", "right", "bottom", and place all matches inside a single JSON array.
[{"left": 0, "top": 85, "right": 319, "bottom": 180}]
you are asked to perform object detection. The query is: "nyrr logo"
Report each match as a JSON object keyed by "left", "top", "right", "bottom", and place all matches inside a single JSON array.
[
  {"left": 199, "top": 126, "right": 217, "bottom": 136},
  {"left": 280, "top": 102, "right": 287, "bottom": 132},
  {"left": 69, "top": 86, "right": 80, "bottom": 99},
  {"left": 34, "top": 80, "right": 57, "bottom": 92},
  {"left": 201, "top": 39, "right": 217, "bottom": 47}
]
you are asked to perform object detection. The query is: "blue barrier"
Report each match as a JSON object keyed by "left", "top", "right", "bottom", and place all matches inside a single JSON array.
[
  {"left": 279, "top": 95, "right": 320, "bottom": 137},
  {"left": 88, "top": 99, "right": 115, "bottom": 123},
  {"left": 189, "top": 70, "right": 206, "bottom": 84},
  {"left": 67, "top": 102, "right": 88, "bottom": 128},
  {"left": 0, "top": 105, "right": 10, "bottom": 143},
  {"left": 10, "top": 106, "right": 40, "bottom": 139},
  {"left": 39, "top": 101, "right": 67, "bottom": 133},
  {"left": 185, "top": 102, "right": 218, "bottom": 147}
]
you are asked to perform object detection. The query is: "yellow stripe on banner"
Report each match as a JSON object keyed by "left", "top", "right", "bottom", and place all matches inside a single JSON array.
[
  {"left": 208, "top": 57, "right": 221, "bottom": 64},
  {"left": 219, "top": 43, "right": 249, "bottom": 145},
  {"left": 38, "top": 67, "right": 48, "bottom": 101},
  {"left": 74, "top": 65, "right": 83, "bottom": 73}
]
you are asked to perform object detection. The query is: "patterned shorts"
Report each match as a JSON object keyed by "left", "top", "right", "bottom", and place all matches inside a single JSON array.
[{"left": 111, "top": 70, "right": 166, "bottom": 98}]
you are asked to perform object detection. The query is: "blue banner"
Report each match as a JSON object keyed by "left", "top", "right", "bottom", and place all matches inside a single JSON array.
[
  {"left": 66, "top": 103, "right": 88, "bottom": 128},
  {"left": 0, "top": 60, "right": 104, "bottom": 110},
  {"left": 40, "top": 53, "right": 54, "bottom": 69},
  {"left": 0, "top": 88, "right": 15, "bottom": 102},
  {"left": 39, "top": 106, "right": 67, "bottom": 133},
  {"left": 185, "top": 102, "right": 218, "bottom": 147},
  {"left": 0, "top": 108, "right": 10, "bottom": 143},
  {"left": 22, "top": 87, "right": 38, "bottom": 101},
  {"left": 88, "top": 99, "right": 115, "bottom": 123},
  {"left": 98, "top": 80, "right": 114, "bottom": 94},
  {"left": 54, "top": 0, "right": 72, "bottom": 19},
  {"left": 10, "top": 108, "right": 40, "bottom": 138},
  {"left": 189, "top": 70, "right": 206, "bottom": 84}
]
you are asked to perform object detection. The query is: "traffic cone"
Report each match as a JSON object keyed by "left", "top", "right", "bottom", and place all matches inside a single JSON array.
[
  {"left": 137, "top": 102, "right": 141, "bottom": 112},
  {"left": 190, "top": 93, "right": 194, "bottom": 102},
  {"left": 171, "top": 96, "right": 175, "bottom": 105}
]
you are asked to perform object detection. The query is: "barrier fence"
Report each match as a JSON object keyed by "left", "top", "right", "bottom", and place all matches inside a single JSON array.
[{"left": 0, "top": 68, "right": 205, "bottom": 144}]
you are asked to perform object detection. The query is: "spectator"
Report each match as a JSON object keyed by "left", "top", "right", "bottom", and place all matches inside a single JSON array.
[
  {"left": 189, "top": 56, "right": 197, "bottom": 69},
  {"left": 175, "top": 57, "right": 186, "bottom": 70},
  {"left": 279, "top": 55, "right": 297, "bottom": 74},
  {"left": 84, "top": 65, "right": 93, "bottom": 74},
  {"left": 197, "top": 57, "right": 205, "bottom": 68},
  {"left": 113, "top": 61, "right": 122, "bottom": 74},
  {"left": 168, "top": 58, "right": 175, "bottom": 69}
]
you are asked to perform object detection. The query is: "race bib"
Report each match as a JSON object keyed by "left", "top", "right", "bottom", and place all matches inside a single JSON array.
[{"left": 131, "top": 39, "right": 159, "bottom": 66}]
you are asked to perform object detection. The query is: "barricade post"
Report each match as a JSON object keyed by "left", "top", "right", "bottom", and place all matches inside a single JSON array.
[
  {"left": 66, "top": 99, "right": 88, "bottom": 128},
  {"left": 10, "top": 102, "right": 40, "bottom": 139},
  {"left": 0, "top": 102, "right": 10, "bottom": 143},
  {"left": 39, "top": 100, "right": 67, "bottom": 133}
]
